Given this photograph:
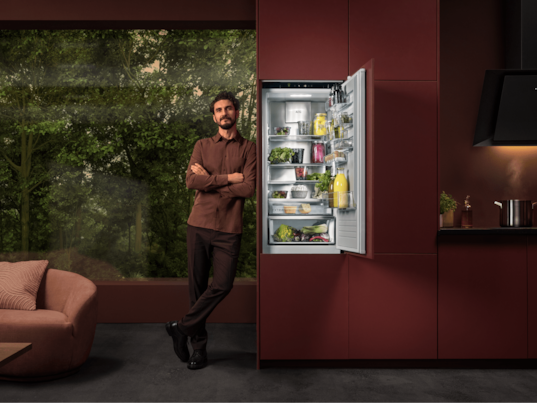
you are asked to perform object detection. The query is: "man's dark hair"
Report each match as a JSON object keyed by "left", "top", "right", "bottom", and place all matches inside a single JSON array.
[{"left": 210, "top": 91, "right": 240, "bottom": 114}]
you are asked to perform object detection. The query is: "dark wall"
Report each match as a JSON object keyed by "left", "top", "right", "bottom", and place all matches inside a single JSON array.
[
  {"left": 0, "top": 0, "right": 256, "bottom": 29},
  {"left": 440, "top": 0, "right": 537, "bottom": 228}
]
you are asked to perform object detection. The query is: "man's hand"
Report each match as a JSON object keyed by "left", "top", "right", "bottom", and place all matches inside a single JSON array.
[
  {"left": 191, "top": 163, "right": 209, "bottom": 176},
  {"left": 228, "top": 173, "right": 244, "bottom": 184}
]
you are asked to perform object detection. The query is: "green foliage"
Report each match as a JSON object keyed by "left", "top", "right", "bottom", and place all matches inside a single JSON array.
[
  {"left": 269, "top": 147, "right": 294, "bottom": 164},
  {"left": 0, "top": 29, "right": 257, "bottom": 279},
  {"left": 440, "top": 191, "right": 458, "bottom": 214}
]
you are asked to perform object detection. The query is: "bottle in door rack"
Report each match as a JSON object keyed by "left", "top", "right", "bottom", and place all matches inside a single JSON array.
[{"left": 333, "top": 167, "right": 348, "bottom": 208}]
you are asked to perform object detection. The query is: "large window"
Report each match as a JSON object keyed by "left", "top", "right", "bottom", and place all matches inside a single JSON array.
[{"left": 0, "top": 30, "right": 257, "bottom": 280}]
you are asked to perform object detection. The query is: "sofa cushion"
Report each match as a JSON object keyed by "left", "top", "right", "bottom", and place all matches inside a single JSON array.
[
  {"left": 0, "top": 260, "right": 48, "bottom": 310},
  {"left": 0, "top": 308, "right": 74, "bottom": 377}
]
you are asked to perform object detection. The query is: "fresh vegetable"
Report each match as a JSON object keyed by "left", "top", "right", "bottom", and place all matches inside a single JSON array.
[
  {"left": 301, "top": 223, "right": 328, "bottom": 234},
  {"left": 273, "top": 224, "right": 296, "bottom": 242},
  {"left": 269, "top": 147, "right": 295, "bottom": 164},
  {"left": 305, "top": 170, "right": 331, "bottom": 192},
  {"left": 310, "top": 236, "right": 328, "bottom": 242},
  {"left": 275, "top": 127, "right": 290, "bottom": 135},
  {"left": 271, "top": 191, "right": 287, "bottom": 199},
  {"left": 316, "top": 170, "right": 331, "bottom": 192}
]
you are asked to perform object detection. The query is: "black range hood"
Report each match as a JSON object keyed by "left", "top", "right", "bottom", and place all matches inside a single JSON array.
[{"left": 474, "top": 0, "right": 537, "bottom": 146}]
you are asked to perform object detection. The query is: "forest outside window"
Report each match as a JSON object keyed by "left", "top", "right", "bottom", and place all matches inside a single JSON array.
[{"left": 0, "top": 30, "right": 257, "bottom": 280}]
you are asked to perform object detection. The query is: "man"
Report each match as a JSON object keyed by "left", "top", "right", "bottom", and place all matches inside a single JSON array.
[{"left": 165, "top": 91, "right": 256, "bottom": 370}]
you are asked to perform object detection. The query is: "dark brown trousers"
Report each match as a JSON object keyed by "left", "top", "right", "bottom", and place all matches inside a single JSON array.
[{"left": 177, "top": 225, "right": 242, "bottom": 350}]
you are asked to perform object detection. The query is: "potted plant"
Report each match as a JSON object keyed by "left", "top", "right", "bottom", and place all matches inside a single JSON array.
[
  {"left": 440, "top": 191, "right": 458, "bottom": 228},
  {"left": 268, "top": 147, "right": 294, "bottom": 164}
]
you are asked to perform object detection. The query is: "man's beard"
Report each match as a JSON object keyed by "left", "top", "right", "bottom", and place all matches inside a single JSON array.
[{"left": 218, "top": 116, "right": 236, "bottom": 130}]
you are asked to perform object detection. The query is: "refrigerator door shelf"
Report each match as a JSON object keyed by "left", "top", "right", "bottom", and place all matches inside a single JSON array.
[{"left": 330, "top": 137, "right": 354, "bottom": 152}]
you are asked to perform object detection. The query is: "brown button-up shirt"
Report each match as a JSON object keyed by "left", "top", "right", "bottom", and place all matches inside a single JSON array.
[{"left": 186, "top": 131, "right": 256, "bottom": 234}]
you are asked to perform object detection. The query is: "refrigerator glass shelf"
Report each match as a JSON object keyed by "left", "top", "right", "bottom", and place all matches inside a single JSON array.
[
  {"left": 269, "top": 163, "right": 329, "bottom": 168},
  {"left": 268, "top": 180, "right": 320, "bottom": 184},
  {"left": 268, "top": 198, "right": 324, "bottom": 203},
  {"left": 268, "top": 215, "right": 332, "bottom": 220},
  {"left": 268, "top": 135, "right": 329, "bottom": 141}
]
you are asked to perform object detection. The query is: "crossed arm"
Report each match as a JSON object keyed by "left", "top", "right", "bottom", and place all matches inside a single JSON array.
[{"left": 186, "top": 141, "right": 256, "bottom": 199}]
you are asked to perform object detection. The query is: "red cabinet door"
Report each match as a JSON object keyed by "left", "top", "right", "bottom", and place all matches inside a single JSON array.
[
  {"left": 349, "top": 0, "right": 437, "bottom": 81},
  {"left": 259, "top": 254, "right": 348, "bottom": 359},
  {"left": 348, "top": 254, "right": 437, "bottom": 359},
  {"left": 373, "top": 81, "right": 438, "bottom": 254},
  {"left": 438, "top": 235, "right": 527, "bottom": 359},
  {"left": 529, "top": 236, "right": 537, "bottom": 358},
  {"left": 258, "top": 0, "right": 348, "bottom": 80}
]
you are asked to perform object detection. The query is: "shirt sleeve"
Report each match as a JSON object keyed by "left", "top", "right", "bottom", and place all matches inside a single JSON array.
[
  {"left": 217, "top": 142, "right": 257, "bottom": 199},
  {"left": 186, "top": 140, "right": 229, "bottom": 192}
]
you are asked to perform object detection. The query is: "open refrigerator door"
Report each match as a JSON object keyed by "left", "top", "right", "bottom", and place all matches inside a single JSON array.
[
  {"left": 334, "top": 69, "right": 366, "bottom": 254},
  {"left": 261, "top": 72, "right": 366, "bottom": 255}
]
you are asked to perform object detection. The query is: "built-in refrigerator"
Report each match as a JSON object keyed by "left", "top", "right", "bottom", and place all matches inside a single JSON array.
[{"left": 262, "top": 68, "right": 366, "bottom": 255}]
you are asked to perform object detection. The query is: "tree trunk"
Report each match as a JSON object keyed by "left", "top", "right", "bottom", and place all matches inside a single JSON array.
[
  {"left": 134, "top": 201, "right": 142, "bottom": 254},
  {"left": 21, "top": 187, "right": 30, "bottom": 253}
]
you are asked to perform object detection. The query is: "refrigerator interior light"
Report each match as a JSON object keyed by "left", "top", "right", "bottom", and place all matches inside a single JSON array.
[{"left": 289, "top": 94, "right": 312, "bottom": 97}]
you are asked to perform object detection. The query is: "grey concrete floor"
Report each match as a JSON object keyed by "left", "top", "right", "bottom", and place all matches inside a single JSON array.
[{"left": 2, "top": 323, "right": 537, "bottom": 402}]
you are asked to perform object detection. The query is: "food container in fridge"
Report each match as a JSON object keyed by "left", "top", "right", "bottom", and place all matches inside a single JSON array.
[
  {"left": 298, "top": 121, "right": 310, "bottom": 135},
  {"left": 270, "top": 190, "right": 288, "bottom": 199},
  {"left": 291, "top": 148, "right": 304, "bottom": 163},
  {"left": 295, "top": 166, "right": 307, "bottom": 180},
  {"left": 311, "top": 141, "right": 325, "bottom": 163},
  {"left": 290, "top": 185, "right": 308, "bottom": 198},
  {"left": 274, "top": 127, "right": 291, "bottom": 136}
]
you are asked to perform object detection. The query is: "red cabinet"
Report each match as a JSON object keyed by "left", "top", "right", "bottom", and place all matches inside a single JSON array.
[
  {"left": 259, "top": 254, "right": 348, "bottom": 359},
  {"left": 349, "top": 0, "right": 437, "bottom": 81},
  {"left": 373, "top": 81, "right": 438, "bottom": 254},
  {"left": 529, "top": 237, "right": 537, "bottom": 358},
  {"left": 438, "top": 235, "right": 527, "bottom": 359},
  {"left": 348, "top": 254, "right": 437, "bottom": 359},
  {"left": 258, "top": 0, "right": 348, "bottom": 80}
]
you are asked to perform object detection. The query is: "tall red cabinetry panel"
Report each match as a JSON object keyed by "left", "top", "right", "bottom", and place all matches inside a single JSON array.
[
  {"left": 349, "top": 0, "right": 437, "bottom": 81},
  {"left": 259, "top": 254, "right": 348, "bottom": 359},
  {"left": 438, "top": 236, "right": 527, "bottom": 359},
  {"left": 258, "top": 0, "right": 348, "bottom": 80},
  {"left": 529, "top": 237, "right": 537, "bottom": 358},
  {"left": 348, "top": 254, "right": 437, "bottom": 359},
  {"left": 373, "top": 81, "right": 437, "bottom": 254}
]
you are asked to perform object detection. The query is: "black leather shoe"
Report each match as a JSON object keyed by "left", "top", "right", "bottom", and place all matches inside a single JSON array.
[
  {"left": 165, "top": 321, "right": 189, "bottom": 362},
  {"left": 187, "top": 349, "right": 208, "bottom": 370}
]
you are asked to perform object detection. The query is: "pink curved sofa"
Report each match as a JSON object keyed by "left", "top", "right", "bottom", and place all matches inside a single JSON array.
[{"left": 0, "top": 268, "right": 98, "bottom": 381}]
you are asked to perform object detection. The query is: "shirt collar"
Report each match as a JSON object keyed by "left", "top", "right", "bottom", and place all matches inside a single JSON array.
[{"left": 212, "top": 131, "right": 244, "bottom": 144}]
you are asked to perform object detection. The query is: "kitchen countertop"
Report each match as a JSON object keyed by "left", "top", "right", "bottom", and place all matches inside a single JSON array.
[{"left": 438, "top": 227, "right": 537, "bottom": 234}]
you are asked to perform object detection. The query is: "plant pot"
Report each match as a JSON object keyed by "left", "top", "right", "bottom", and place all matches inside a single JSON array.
[{"left": 441, "top": 210, "right": 454, "bottom": 228}]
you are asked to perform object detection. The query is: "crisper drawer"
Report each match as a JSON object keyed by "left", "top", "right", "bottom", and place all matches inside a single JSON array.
[
  {"left": 268, "top": 216, "right": 335, "bottom": 245},
  {"left": 268, "top": 202, "right": 331, "bottom": 216}
]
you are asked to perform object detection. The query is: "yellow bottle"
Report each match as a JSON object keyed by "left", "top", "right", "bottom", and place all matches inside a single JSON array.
[{"left": 333, "top": 167, "right": 348, "bottom": 208}]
